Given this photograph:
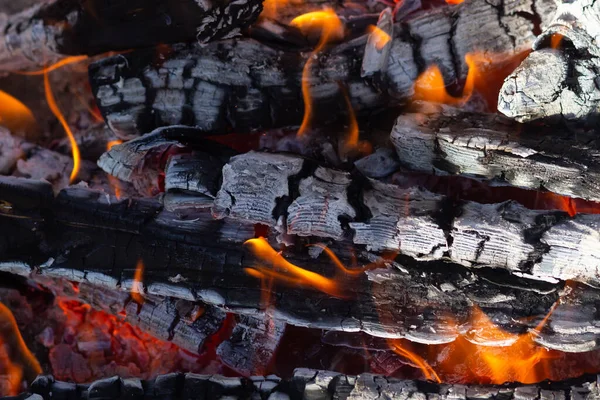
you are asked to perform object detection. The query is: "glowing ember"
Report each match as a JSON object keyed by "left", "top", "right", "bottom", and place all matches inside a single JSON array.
[
  {"left": 0, "top": 91, "right": 37, "bottom": 135},
  {"left": 550, "top": 33, "right": 564, "bottom": 49},
  {"left": 0, "top": 302, "right": 41, "bottom": 396},
  {"left": 291, "top": 9, "right": 344, "bottom": 137},
  {"left": 367, "top": 25, "right": 391, "bottom": 51},
  {"left": 106, "top": 140, "right": 124, "bottom": 199},
  {"left": 43, "top": 69, "right": 80, "bottom": 183},
  {"left": 412, "top": 52, "right": 528, "bottom": 111},
  {"left": 131, "top": 260, "right": 145, "bottom": 304}
]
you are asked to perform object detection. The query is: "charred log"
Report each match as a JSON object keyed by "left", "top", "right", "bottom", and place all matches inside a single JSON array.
[
  {"left": 89, "top": 0, "right": 557, "bottom": 138},
  {"left": 390, "top": 103, "right": 600, "bottom": 203},
  {"left": 498, "top": 0, "right": 600, "bottom": 124},
  {"left": 12, "top": 370, "right": 600, "bottom": 400},
  {"left": 0, "top": 0, "right": 264, "bottom": 72},
  {"left": 3, "top": 177, "right": 600, "bottom": 352}
]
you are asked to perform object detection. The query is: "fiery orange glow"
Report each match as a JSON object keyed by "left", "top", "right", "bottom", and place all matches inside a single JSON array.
[
  {"left": 44, "top": 70, "right": 80, "bottom": 183},
  {"left": 367, "top": 25, "right": 391, "bottom": 51},
  {"left": 292, "top": 9, "right": 344, "bottom": 137},
  {"left": 131, "top": 259, "right": 145, "bottom": 304},
  {"left": 550, "top": 33, "right": 564, "bottom": 49},
  {"left": 412, "top": 51, "right": 528, "bottom": 111},
  {"left": 0, "top": 302, "right": 41, "bottom": 396},
  {"left": 389, "top": 341, "right": 441, "bottom": 382},
  {"left": 339, "top": 84, "right": 360, "bottom": 154},
  {"left": 0, "top": 91, "right": 37, "bottom": 135},
  {"left": 445, "top": 0, "right": 464, "bottom": 4},
  {"left": 107, "top": 140, "right": 124, "bottom": 199},
  {"left": 15, "top": 56, "right": 88, "bottom": 76},
  {"left": 261, "top": 0, "right": 289, "bottom": 20}
]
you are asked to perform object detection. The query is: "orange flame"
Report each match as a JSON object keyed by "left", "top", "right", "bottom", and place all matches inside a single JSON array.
[
  {"left": 338, "top": 83, "right": 360, "bottom": 154},
  {"left": 131, "top": 259, "right": 145, "bottom": 304},
  {"left": 0, "top": 302, "right": 41, "bottom": 396},
  {"left": 550, "top": 33, "right": 564, "bottom": 50},
  {"left": 15, "top": 56, "right": 88, "bottom": 76},
  {"left": 261, "top": 0, "right": 289, "bottom": 20},
  {"left": 435, "top": 306, "right": 559, "bottom": 384},
  {"left": 107, "top": 140, "right": 124, "bottom": 199},
  {"left": 291, "top": 9, "right": 344, "bottom": 137},
  {"left": 412, "top": 51, "right": 528, "bottom": 111},
  {"left": 44, "top": 70, "right": 80, "bottom": 183},
  {"left": 367, "top": 25, "right": 391, "bottom": 51},
  {"left": 389, "top": 341, "right": 441, "bottom": 382},
  {"left": 0, "top": 91, "right": 37, "bottom": 135},
  {"left": 445, "top": 0, "right": 464, "bottom": 4}
]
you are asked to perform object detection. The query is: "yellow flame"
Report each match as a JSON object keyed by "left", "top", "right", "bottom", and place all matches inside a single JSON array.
[
  {"left": 44, "top": 70, "right": 80, "bottom": 183},
  {"left": 131, "top": 259, "right": 145, "bottom": 304},
  {"left": 0, "top": 91, "right": 37, "bottom": 135},
  {"left": 291, "top": 9, "right": 344, "bottom": 137},
  {"left": 15, "top": 56, "right": 88, "bottom": 76},
  {"left": 367, "top": 25, "right": 391, "bottom": 51},
  {"left": 0, "top": 301, "right": 42, "bottom": 396}
]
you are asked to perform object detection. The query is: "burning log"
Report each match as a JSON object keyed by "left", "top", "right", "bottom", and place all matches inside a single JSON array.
[
  {"left": 89, "top": 0, "right": 557, "bottom": 138},
  {"left": 390, "top": 103, "right": 600, "bottom": 203},
  {"left": 13, "top": 370, "right": 600, "bottom": 400},
  {"left": 3, "top": 177, "right": 600, "bottom": 352},
  {"left": 498, "top": 0, "right": 600, "bottom": 124},
  {"left": 0, "top": 0, "right": 264, "bottom": 73}
]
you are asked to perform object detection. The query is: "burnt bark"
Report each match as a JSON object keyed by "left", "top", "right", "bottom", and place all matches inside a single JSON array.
[
  {"left": 2, "top": 176, "right": 600, "bottom": 352},
  {"left": 89, "top": 0, "right": 557, "bottom": 138},
  {"left": 14, "top": 370, "right": 600, "bottom": 400},
  {"left": 498, "top": 0, "right": 600, "bottom": 124},
  {"left": 0, "top": 0, "right": 264, "bottom": 72},
  {"left": 390, "top": 103, "right": 600, "bottom": 203}
]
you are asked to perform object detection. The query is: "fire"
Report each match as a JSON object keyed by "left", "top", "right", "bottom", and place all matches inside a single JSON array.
[
  {"left": 436, "top": 307, "right": 558, "bottom": 384},
  {"left": 16, "top": 56, "right": 88, "bottom": 76},
  {"left": 261, "top": 0, "right": 289, "bottom": 20},
  {"left": 550, "top": 33, "right": 564, "bottom": 49},
  {"left": 291, "top": 9, "right": 344, "bottom": 137},
  {"left": 445, "top": 0, "right": 464, "bottom": 4},
  {"left": 0, "top": 91, "right": 37, "bottom": 135},
  {"left": 44, "top": 70, "right": 80, "bottom": 183},
  {"left": 0, "top": 302, "right": 41, "bottom": 396},
  {"left": 131, "top": 259, "right": 145, "bottom": 304},
  {"left": 388, "top": 341, "right": 441, "bottom": 382},
  {"left": 338, "top": 84, "right": 360, "bottom": 155},
  {"left": 412, "top": 51, "right": 528, "bottom": 111},
  {"left": 367, "top": 25, "right": 391, "bottom": 51},
  {"left": 106, "top": 140, "right": 124, "bottom": 199}
]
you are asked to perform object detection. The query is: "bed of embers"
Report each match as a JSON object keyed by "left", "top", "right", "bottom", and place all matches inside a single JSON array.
[{"left": 3, "top": 0, "right": 600, "bottom": 398}]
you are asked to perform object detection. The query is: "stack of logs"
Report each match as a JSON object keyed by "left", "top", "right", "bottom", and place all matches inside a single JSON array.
[{"left": 3, "top": 0, "right": 600, "bottom": 397}]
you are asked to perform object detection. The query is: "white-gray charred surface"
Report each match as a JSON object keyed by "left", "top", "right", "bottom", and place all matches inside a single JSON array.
[
  {"left": 498, "top": 0, "right": 600, "bottom": 123},
  {"left": 16, "top": 370, "right": 600, "bottom": 400},
  {"left": 4, "top": 177, "right": 600, "bottom": 351},
  {"left": 89, "top": 0, "right": 557, "bottom": 138},
  {"left": 0, "top": 0, "right": 264, "bottom": 72},
  {"left": 391, "top": 104, "right": 600, "bottom": 203}
]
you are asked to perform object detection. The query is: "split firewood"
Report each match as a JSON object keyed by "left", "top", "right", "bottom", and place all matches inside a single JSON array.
[
  {"left": 16, "top": 370, "right": 600, "bottom": 400},
  {"left": 89, "top": 0, "right": 557, "bottom": 138},
  {"left": 0, "top": 0, "right": 264, "bottom": 73},
  {"left": 390, "top": 102, "right": 600, "bottom": 203},
  {"left": 498, "top": 0, "right": 600, "bottom": 123},
  {"left": 3, "top": 177, "right": 600, "bottom": 352}
]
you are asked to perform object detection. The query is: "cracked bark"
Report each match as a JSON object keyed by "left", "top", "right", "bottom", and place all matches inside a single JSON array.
[
  {"left": 390, "top": 103, "right": 600, "bottom": 203},
  {"left": 4, "top": 171, "right": 600, "bottom": 351},
  {"left": 88, "top": 0, "right": 557, "bottom": 138},
  {"left": 13, "top": 370, "right": 600, "bottom": 400},
  {"left": 0, "top": 0, "right": 264, "bottom": 72},
  {"left": 498, "top": 0, "right": 600, "bottom": 124}
]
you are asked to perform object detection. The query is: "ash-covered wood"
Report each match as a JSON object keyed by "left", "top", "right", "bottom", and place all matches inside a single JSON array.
[
  {"left": 216, "top": 314, "right": 285, "bottom": 375},
  {"left": 4, "top": 177, "right": 600, "bottom": 352},
  {"left": 391, "top": 103, "right": 600, "bottom": 203},
  {"left": 498, "top": 0, "right": 600, "bottom": 123},
  {"left": 89, "top": 0, "right": 557, "bottom": 138},
  {"left": 13, "top": 370, "right": 600, "bottom": 400},
  {"left": 0, "top": 0, "right": 264, "bottom": 72}
]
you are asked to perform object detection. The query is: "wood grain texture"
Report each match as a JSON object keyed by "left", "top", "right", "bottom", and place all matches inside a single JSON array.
[{"left": 89, "top": 0, "right": 557, "bottom": 138}]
